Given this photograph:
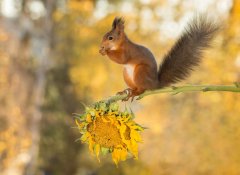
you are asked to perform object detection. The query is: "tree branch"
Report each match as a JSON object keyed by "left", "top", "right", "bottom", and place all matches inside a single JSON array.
[{"left": 104, "top": 84, "right": 240, "bottom": 103}]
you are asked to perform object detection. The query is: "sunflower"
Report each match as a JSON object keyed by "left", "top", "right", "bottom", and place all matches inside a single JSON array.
[{"left": 74, "top": 101, "right": 144, "bottom": 166}]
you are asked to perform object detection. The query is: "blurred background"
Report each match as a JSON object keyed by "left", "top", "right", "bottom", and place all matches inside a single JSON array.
[{"left": 0, "top": 0, "right": 240, "bottom": 174}]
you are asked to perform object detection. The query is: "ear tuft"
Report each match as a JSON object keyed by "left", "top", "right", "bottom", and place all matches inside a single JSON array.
[{"left": 112, "top": 17, "right": 125, "bottom": 30}]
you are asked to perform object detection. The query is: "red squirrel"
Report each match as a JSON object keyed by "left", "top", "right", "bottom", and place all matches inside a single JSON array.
[{"left": 99, "top": 16, "right": 219, "bottom": 100}]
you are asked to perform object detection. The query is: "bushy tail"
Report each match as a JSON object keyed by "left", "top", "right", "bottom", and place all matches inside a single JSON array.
[{"left": 158, "top": 15, "right": 220, "bottom": 87}]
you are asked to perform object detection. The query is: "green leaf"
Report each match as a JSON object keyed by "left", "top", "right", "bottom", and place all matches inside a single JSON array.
[
  {"left": 73, "top": 113, "right": 86, "bottom": 120},
  {"left": 72, "top": 113, "right": 84, "bottom": 117},
  {"left": 122, "top": 108, "right": 129, "bottom": 116},
  {"left": 99, "top": 102, "right": 107, "bottom": 111},
  {"left": 80, "top": 101, "right": 87, "bottom": 110},
  {"left": 75, "top": 138, "right": 81, "bottom": 142},
  {"left": 101, "top": 147, "right": 110, "bottom": 156},
  {"left": 109, "top": 102, "right": 119, "bottom": 111}
]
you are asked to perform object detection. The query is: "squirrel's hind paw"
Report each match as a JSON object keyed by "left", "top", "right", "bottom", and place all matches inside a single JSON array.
[{"left": 116, "top": 88, "right": 134, "bottom": 101}]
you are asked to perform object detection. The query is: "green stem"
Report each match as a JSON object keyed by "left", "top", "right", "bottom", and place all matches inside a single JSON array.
[{"left": 104, "top": 84, "right": 240, "bottom": 103}]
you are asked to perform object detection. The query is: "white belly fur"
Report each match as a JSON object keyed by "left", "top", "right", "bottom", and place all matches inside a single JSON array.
[{"left": 124, "top": 64, "right": 135, "bottom": 82}]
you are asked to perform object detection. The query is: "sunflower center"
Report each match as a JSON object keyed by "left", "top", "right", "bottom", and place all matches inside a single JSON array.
[{"left": 87, "top": 117, "right": 130, "bottom": 148}]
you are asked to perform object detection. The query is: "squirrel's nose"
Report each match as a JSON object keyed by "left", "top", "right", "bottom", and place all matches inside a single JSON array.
[
  {"left": 99, "top": 46, "right": 105, "bottom": 52},
  {"left": 99, "top": 46, "right": 106, "bottom": 55},
  {"left": 99, "top": 46, "right": 104, "bottom": 53}
]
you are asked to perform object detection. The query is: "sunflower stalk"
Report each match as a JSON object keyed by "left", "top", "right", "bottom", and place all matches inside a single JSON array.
[{"left": 104, "top": 84, "right": 240, "bottom": 103}]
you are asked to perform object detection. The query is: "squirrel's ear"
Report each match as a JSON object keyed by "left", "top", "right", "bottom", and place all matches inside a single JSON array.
[{"left": 112, "top": 17, "right": 124, "bottom": 33}]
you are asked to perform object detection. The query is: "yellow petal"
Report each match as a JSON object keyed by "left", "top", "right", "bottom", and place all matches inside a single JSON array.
[
  {"left": 75, "top": 120, "right": 87, "bottom": 130},
  {"left": 108, "top": 116, "right": 115, "bottom": 125},
  {"left": 88, "top": 138, "right": 95, "bottom": 155},
  {"left": 129, "top": 140, "right": 139, "bottom": 159},
  {"left": 131, "top": 130, "right": 142, "bottom": 142},
  {"left": 112, "top": 148, "right": 120, "bottom": 166},
  {"left": 86, "top": 114, "right": 92, "bottom": 122},
  {"left": 119, "top": 148, "right": 128, "bottom": 161},
  {"left": 95, "top": 144, "right": 101, "bottom": 162},
  {"left": 126, "top": 121, "right": 135, "bottom": 127},
  {"left": 119, "top": 124, "right": 128, "bottom": 143},
  {"left": 80, "top": 133, "right": 88, "bottom": 142},
  {"left": 131, "top": 124, "right": 144, "bottom": 131},
  {"left": 95, "top": 111, "right": 100, "bottom": 117}
]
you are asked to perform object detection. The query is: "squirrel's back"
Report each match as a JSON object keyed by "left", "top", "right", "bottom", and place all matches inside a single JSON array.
[{"left": 158, "top": 15, "right": 220, "bottom": 87}]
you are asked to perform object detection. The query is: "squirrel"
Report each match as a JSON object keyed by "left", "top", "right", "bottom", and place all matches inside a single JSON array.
[{"left": 99, "top": 15, "right": 219, "bottom": 101}]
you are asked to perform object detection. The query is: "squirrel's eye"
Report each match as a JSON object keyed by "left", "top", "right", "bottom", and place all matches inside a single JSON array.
[{"left": 108, "top": 36, "right": 113, "bottom": 40}]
